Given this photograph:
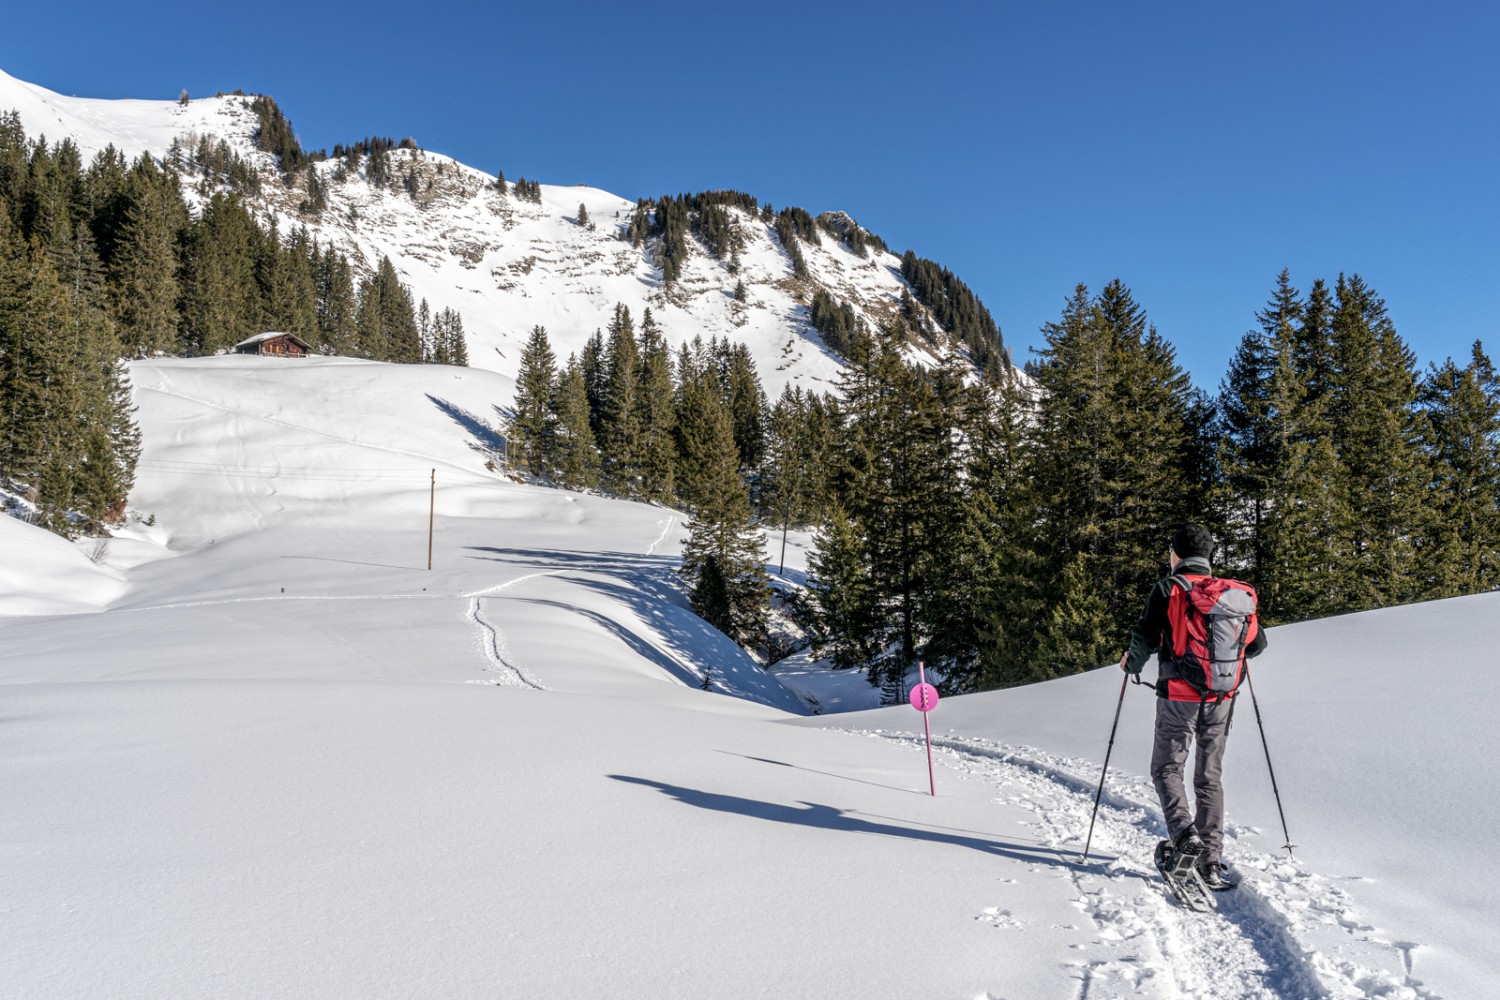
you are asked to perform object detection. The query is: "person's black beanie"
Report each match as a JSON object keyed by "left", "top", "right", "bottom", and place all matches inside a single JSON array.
[{"left": 1172, "top": 524, "right": 1214, "bottom": 561}]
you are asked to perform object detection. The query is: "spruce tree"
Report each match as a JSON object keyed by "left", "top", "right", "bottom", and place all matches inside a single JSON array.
[
  {"left": 551, "top": 358, "right": 601, "bottom": 490},
  {"left": 634, "top": 307, "right": 676, "bottom": 502},
  {"left": 1417, "top": 341, "right": 1500, "bottom": 597},
  {"left": 680, "top": 368, "right": 768, "bottom": 648},
  {"left": 598, "top": 303, "right": 641, "bottom": 494},
  {"left": 1024, "top": 281, "right": 1203, "bottom": 677},
  {"left": 1326, "top": 273, "right": 1428, "bottom": 609},
  {"left": 510, "top": 325, "right": 558, "bottom": 477},
  {"left": 315, "top": 248, "right": 358, "bottom": 356},
  {"left": 805, "top": 504, "right": 879, "bottom": 669},
  {"left": 109, "top": 157, "right": 181, "bottom": 356}
]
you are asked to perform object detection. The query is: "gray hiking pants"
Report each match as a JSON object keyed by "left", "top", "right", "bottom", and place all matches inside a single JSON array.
[{"left": 1150, "top": 697, "right": 1233, "bottom": 864}]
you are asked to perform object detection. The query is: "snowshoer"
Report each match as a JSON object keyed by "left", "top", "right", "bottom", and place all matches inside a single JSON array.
[{"left": 1119, "top": 524, "right": 1267, "bottom": 892}]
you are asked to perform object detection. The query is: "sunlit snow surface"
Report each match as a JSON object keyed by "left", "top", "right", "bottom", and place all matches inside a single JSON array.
[{"left": 1, "top": 356, "right": 1489, "bottom": 998}]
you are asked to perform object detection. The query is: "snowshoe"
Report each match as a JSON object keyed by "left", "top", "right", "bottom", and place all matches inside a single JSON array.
[{"left": 1154, "top": 838, "right": 1215, "bottom": 912}]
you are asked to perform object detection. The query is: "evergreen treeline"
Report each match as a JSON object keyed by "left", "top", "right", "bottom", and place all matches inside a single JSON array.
[
  {"left": 796, "top": 273, "right": 1500, "bottom": 699},
  {"left": 510, "top": 178, "right": 542, "bottom": 204},
  {"left": 808, "top": 288, "right": 865, "bottom": 358},
  {"left": 249, "top": 95, "right": 325, "bottom": 175},
  {"left": 900, "top": 250, "right": 1009, "bottom": 374},
  {"left": 506, "top": 307, "right": 770, "bottom": 646},
  {"left": 0, "top": 112, "right": 468, "bottom": 538}
]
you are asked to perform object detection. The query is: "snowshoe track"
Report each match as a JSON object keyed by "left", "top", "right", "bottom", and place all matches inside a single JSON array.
[{"left": 856, "top": 731, "right": 1437, "bottom": 1000}]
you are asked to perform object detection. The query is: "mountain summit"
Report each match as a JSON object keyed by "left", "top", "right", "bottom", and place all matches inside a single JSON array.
[{"left": 0, "top": 68, "right": 1008, "bottom": 400}]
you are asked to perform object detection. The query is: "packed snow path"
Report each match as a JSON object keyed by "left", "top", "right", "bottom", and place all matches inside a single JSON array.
[{"left": 857, "top": 731, "right": 1437, "bottom": 1000}]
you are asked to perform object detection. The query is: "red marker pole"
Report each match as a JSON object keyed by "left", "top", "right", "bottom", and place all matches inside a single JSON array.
[{"left": 909, "top": 661, "right": 940, "bottom": 797}]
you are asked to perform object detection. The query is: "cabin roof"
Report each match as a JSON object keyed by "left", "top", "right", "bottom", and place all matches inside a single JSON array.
[{"left": 233, "top": 331, "right": 312, "bottom": 350}]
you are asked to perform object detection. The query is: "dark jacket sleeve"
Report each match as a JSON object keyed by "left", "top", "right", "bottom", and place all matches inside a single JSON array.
[
  {"left": 1247, "top": 619, "right": 1268, "bottom": 657},
  {"left": 1123, "top": 579, "right": 1171, "bottom": 674}
]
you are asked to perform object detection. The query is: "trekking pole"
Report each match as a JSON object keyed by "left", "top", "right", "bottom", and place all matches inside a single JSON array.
[
  {"left": 1080, "top": 670, "right": 1129, "bottom": 864},
  {"left": 1245, "top": 665, "right": 1296, "bottom": 860}
]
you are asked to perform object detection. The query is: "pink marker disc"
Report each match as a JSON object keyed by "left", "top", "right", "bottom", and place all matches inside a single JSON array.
[{"left": 909, "top": 682, "right": 939, "bottom": 713}]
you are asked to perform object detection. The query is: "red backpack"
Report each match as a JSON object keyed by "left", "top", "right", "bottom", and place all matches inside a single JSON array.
[{"left": 1166, "top": 575, "right": 1258, "bottom": 700}]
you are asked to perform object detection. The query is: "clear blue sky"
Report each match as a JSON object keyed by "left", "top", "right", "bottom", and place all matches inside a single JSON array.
[{"left": 5, "top": 1, "right": 1496, "bottom": 386}]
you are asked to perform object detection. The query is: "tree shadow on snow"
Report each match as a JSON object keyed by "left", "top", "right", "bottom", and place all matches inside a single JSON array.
[
  {"left": 465, "top": 546, "right": 678, "bottom": 577},
  {"left": 609, "top": 774, "right": 1107, "bottom": 870},
  {"left": 511, "top": 596, "right": 705, "bottom": 689},
  {"left": 427, "top": 395, "right": 507, "bottom": 460}
]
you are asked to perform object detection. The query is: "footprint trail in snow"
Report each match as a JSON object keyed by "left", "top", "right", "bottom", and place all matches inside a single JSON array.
[{"left": 854, "top": 731, "right": 1439, "bottom": 1000}]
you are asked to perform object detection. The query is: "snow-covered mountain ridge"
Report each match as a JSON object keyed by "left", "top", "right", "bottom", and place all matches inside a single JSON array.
[{"left": 0, "top": 67, "right": 991, "bottom": 400}]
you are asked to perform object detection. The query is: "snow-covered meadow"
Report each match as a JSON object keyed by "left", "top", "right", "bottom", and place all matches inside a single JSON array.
[{"left": 2, "top": 355, "right": 1492, "bottom": 999}]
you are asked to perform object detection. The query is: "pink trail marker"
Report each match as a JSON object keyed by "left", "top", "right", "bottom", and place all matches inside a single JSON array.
[{"left": 910, "top": 662, "right": 939, "bottom": 796}]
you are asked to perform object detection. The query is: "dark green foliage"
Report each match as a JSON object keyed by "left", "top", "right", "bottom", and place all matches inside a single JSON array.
[
  {"left": 773, "top": 213, "right": 809, "bottom": 279},
  {"left": 776, "top": 206, "right": 821, "bottom": 247},
  {"left": 178, "top": 192, "right": 258, "bottom": 355},
  {"left": 900, "top": 250, "right": 1006, "bottom": 373},
  {"left": 629, "top": 192, "right": 760, "bottom": 283},
  {"left": 109, "top": 156, "right": 186, "bottom": 356},
  {"left": 804, "top": 327, "right": 966, "bottom": 697},
  {"left": 0, "top": 210, "right": 138, "bottom": 535},
  {"left": 1418, "top": 342, "right": 1500, "bottom": 596},
  {"left": 551, "top": 357, "right": 601, "bottom": 490},
  {"left": 313, "top": 244, "right": 358, "bottom": 356},
  {"left": 808, "top": 288, "right": 865, "bottom": 358},
  {"left": 679, "top": 366, "right": 769, "bottom": 647},
  {"left": 510, "top": 178, "right": 542, "bottom": 203},
  {"left": 1324, "top": 273, "right": 1428, "bottom": 609},
  {"left": 598, "top": 303, "right": 641, "bottom": 494},
  {"left": 355, "top": 256, "right": 422, "bottom": 363},
  {"left": 248, "top": 95, "right": 323, "bottom": 175},
  {"left": 634, "top": 308, "right": 676, "bottom": 502},
  {"left": 577, "top": 202, "right": 589, "bottom": 227},
  {"left": 298, "top": 164, "right": 327, "bottom": 215},
  {"left": 509, "top": 325, "right": 558, "bottom": 477}
]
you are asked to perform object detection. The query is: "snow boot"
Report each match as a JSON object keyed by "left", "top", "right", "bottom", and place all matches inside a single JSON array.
[
  {"left": 1172, "top": 827, "right": 1205, "bottom": 858},
  {"left": 1197, "top": 859, "right": 1236, "bottom": 891}
]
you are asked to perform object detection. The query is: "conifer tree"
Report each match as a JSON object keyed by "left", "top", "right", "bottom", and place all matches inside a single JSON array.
[
  {"left": 355, "top": 257, "right": 421, "bottom": 362},
  {"left": 434, "top": 306, "right": 468, "bottom": 366},
  {"left": 580, "top": 328, "right": 606, "bottom": 437},
  {"left": 418, "top": 298, "right": 434, "bottom": 362},
  {"left": 722, "top": 342, "right": 767, "bottom": 475},
  {"left": 598, "top": 303, "right": 641, "bottom": 494},
  {"left": 551, "top": 358, "right": 601, "bottom": 490},
  {"left": 634, "top": 307, "right": 676, "bottom": 502},
  {"left": 1024, "top": 281, "right": 1203, "bottom": 675},
  {"left": 1326, "top": 273, "right": 1428, "bottom": 609},
  {"left": 179, "top": 193, "right": 257, "bottom": 354},
  {"left": 805, "top": 504, "right": 878, "bottom": 669},
  {"left": 680, "top": 367, "right": 768, "bottom": 647},
  {"left": 315, "top": 247, "right": 358, "bottom": 356},
  {"left": 110, "top": 157, "right": 182, "bottom": 356},
  {"left": 509, "top": 325, "right": 558, "bottom": 477},
  {"left": 1418, "top": 341, "right": 1500, "bottom": 597}
]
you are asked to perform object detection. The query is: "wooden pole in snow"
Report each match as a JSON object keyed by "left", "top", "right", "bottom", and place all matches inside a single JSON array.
[{"left": 428, "top": 469, "right": 435, "bottom": 571}]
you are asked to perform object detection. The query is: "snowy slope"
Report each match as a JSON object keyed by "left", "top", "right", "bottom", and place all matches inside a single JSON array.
[
  {"left": 0, "top": 67, "right": 957, "bottom": 404},
  {"left": 1, "top": 355, "right": 1483, "bottom": 999},
  {"left": 803, "top": 597, "right": 1500, "bottom": 999},
  {"left": 0, "top": 514, "right": 126, "bottom": 614}
]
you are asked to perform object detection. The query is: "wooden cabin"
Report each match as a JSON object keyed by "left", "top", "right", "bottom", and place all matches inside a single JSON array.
[{"left": 233, "top": 332, "right": 311, "bottom": 358}]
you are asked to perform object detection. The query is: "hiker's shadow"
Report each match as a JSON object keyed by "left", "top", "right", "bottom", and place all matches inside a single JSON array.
[{"left": 609, "top": 775, "right": 1114, "bottom": 871}]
